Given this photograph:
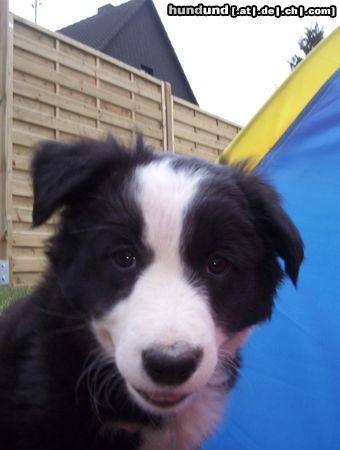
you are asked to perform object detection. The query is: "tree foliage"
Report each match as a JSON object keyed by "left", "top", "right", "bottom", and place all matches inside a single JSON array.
[{"left": 289, "top": 23, "right": 324, "bottom": 71}]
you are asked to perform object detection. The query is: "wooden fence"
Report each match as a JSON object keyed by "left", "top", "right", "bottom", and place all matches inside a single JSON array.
[{"left": 0, "top": 10, "right": 240, "bottom": 286}]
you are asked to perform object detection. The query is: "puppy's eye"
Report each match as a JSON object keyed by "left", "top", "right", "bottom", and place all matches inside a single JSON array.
[
  {"left": 207, "top": 254, "right": 229, "bottom": 275},
  {"left": 112, "top": 250, "right": 136, "bottom": 269}
]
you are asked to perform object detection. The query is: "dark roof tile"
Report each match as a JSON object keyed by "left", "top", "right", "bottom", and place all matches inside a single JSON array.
[{"left": 60, "top": 0, "right": 145, "bottom": 51}]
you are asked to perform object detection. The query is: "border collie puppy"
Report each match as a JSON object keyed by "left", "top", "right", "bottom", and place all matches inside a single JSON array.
[{"left": 0, "top": 136, "right": 303, "bottom": 450}]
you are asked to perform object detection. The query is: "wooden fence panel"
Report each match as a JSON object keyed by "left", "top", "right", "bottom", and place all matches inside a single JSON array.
[
  {"left": 173, "top": 97, "right": 240, "bottom": 162},
  {"left": 3, "top": 14, "right": 240, "bottom": 285}
]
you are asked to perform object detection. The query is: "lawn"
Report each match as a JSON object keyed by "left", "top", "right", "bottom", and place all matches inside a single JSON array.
[{"left": 0, "top": 286, "right": 31, "bottom": 313}]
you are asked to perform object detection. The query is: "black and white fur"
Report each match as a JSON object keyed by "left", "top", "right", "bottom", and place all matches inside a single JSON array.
[{"left": 0, "top": 136, "right": 303, "bottom": 450}]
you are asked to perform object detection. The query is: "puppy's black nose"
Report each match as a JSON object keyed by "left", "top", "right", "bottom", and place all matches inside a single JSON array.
[{"left": 142, "top": 343, "right": 203, "bottom": 386}]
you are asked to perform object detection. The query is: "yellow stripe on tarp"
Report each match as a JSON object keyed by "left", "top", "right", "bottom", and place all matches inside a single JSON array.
[{"left": 218, "top": 26, "right": 340, "bottom": 169}]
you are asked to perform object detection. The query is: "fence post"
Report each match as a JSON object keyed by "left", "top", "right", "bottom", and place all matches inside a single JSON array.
[
  {"left": 163, "top": 82, "right": 174, "bottom": 152},
  {"left": 0, "top": 1, "right": 13, "bottom": 283},
  {"left": 0, "top": 0, "right": 9, "bottom": 261}
]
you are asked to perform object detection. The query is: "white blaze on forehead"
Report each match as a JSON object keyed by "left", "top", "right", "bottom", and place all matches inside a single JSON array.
[
  {"left": 135, "top": 160, "right": 203, "bottom": 260},
  {"left": 92, "top": 159, "right": 224, "bottom": 405}
]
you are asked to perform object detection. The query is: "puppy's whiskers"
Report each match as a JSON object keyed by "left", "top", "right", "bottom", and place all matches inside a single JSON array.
[
  {"left": 53, "top": 323, "right": 90, "bottom": 335},
  {"left": 76, "top": 348, "right": 122, "bottom": 418}
]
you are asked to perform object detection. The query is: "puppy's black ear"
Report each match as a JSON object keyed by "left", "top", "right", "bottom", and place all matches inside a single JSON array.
[
  {"left": 31, "top": 137, "right": 124, "bottom": 227},
  {"left": 237, "top": 171, "right": 304, "bottom": 285}
]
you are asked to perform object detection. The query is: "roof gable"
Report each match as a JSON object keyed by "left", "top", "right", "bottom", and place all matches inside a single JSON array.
[{"left": 59, "top": 0, "right": 198, "bottom": 104}]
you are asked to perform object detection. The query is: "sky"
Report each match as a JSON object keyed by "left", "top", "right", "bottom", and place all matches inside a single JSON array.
[{"left": 8, "top": 0, "right": 339, "bottom": 126}]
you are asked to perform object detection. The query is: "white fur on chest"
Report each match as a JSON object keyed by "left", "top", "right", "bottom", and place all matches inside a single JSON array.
[{"left": 140, "top": 385, "right": 227, "bottom": 450}]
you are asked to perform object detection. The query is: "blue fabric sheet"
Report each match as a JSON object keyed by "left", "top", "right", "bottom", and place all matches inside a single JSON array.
[{"left": 204, "top": 69, "right": 340, "bottom": 450}]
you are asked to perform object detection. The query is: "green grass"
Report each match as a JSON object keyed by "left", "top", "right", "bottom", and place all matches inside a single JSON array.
[{"left": 0, "top": 286, "right": 32, "bottom": 312}]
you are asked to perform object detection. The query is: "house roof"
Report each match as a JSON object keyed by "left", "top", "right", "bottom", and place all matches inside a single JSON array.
[
  {"left": 59, "top": 0, "right": 198, "bottom": 104},
  {"left": 59, "top": 1, "right": 142, "bottom": 52}
]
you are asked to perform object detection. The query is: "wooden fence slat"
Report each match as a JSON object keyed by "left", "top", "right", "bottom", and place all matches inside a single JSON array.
[
  {"left": 12, "top": 207, "right": 33, "bottom": 224},
  {"left": 12, "top": 256, "right": 46, "bottom": 272},
  {"left": 12, "top": 154, "right": 31, "bottom": 171},
  {"left": 12, "top": 179, "right": 32, "bottom": 198},
  {"left": 13, "top": 207, "right": 57, "bottom": 226},
  {"left": 12, "top": 129, "right": 44, "bottom": 148},
  {"left": 13, "top": 272, "right": 41, "bottom": 286},
  {"left": 13, "top": 231, "right": 51, "bottom": 248}
]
